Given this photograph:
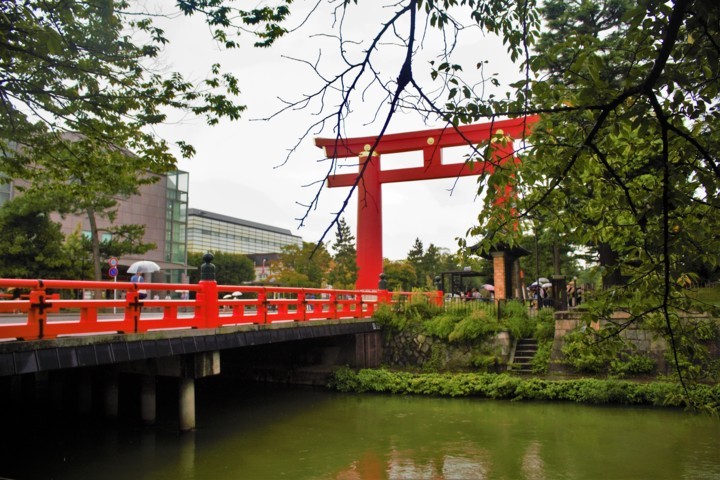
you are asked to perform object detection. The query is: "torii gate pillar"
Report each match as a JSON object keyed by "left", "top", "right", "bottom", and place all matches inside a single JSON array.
[
  {"left": 356, "top": 151, "right": 384, "bottom": 290},
  {"left": 316, "top": 116, "right": 538, "bottom": 291}
]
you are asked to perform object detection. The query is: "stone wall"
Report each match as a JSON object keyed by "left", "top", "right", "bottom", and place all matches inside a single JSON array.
[
  {"left": 382, "top": 329, "right": 512, "bottom": 371},
  {"left": 550, "top": 310, "right": 671, "bottom": 374}
]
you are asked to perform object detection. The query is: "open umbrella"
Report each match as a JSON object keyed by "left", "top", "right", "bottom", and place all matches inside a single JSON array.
[
  {"left": 222, "top": 294, "right": 233, "bottom": 299},
  {"left": 482, "top": 284, "right": 495, "bottom": 291},
  {"left": 127, "top": 260, "right": 161, "bottom": 274},
  {"left": 232, "top": 291, "right": 243, "bottom": 297},
  {"left": 542, "top": 282, "right": 552, "bottom": 288}
]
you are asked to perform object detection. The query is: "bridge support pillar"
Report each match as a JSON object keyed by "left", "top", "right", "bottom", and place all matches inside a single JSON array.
[
  {"left": 353, "top": 331, "right": 382, "bottom": 368},
  {"left": 179, "top": 377, "right": 195, "bottom": 432},
  {"left": 141, "top": 375, "right": 157, "bottom": 426},
  {"left": 122, "top": 351, "right": 219, "bottom": 432}
]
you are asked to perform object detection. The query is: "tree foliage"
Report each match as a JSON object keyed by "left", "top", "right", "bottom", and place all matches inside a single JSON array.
[
  {"left": 272, "top": 242, "right": 332, "bottom": 288},
  {"left": 1, "top": 0, "right": 292, "bottom": 278},
  {"left": 237, "top": 0, "right": 720, "bottom": 388},
  {"left": 328, "top": 217, "right": 358, "bottom": 289},
  {"left": 383, "top": 259, "right": 417, "bottom": 292},
  {"left": 407, "top": 239, "right": 460, "bottom": 289},
  {"left": 187, "top": 251, "right": 255, "bottom": 286},
  {"left": 10, "top": 138, "right": 160, "bottom": 279},
  {"left": 0, "top": 197, "right": 68, "bottom": 278}
]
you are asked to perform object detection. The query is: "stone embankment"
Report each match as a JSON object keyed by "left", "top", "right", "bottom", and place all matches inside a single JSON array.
[{"left": 382, "top": 328, "right": 511, "bottom": 371}]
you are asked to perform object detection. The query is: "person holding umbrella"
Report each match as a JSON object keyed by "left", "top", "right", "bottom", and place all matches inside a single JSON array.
[
  {"left": 127, "top": 260, "right": 160, "bottom": 300},
  {"left": 130, "top": 272, "right": 147, "bottom": 299}
]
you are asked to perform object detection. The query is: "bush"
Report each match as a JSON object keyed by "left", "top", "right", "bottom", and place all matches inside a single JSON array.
[
  {"left": 500, "top": 300, "right": 534, "bottom": 338},
  {"left": 448, "top": 309, "right": 497, "bottom": 342},
  {"left": 561, "top": 328, "right": 623, "bottom": 373},
  {"left": 423, "top": 313, "right": 458, "bottom": 339},
  {"left": 610, "top": 353, "right": 656, "bottom": 377},
  {"left": 535, "top": 308, "right": 556, "bottom": 341},
  {"left": 328, "top": 368, "right": 720, "bottom": 413},
  {"left": 530, "top": 341, "right": 552, "bottom": 374}
]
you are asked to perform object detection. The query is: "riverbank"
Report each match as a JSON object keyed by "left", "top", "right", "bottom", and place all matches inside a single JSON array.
[{"left": 328, "top": 367, "right": 720, "bottom": 413}]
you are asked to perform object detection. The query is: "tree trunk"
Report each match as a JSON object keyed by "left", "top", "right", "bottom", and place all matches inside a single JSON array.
[
  {"left": 553, "top": 243, "right": 562, "bottom": 276},
  {"left": 597, "top": 242, "right": 625, "bottom": 288},
  {"left": 87, "top": 207, "right": 103, "bottom": 285}
]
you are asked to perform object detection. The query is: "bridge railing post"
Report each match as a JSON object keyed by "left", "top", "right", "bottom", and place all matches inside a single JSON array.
[
  {"left": 257, "top": 289, "right": 267, "bottom": 324},
  {"left": 27, "top": 284, "right": 46, "bottom": 340},
  {"left": 124, "top": 290, "right": 141, "bottom": 333},
  {"left": 298, "top": 290, "right": 306, "bottom": 322},
  {"left": 433, "top": 290, "right": 444, "bottom": 307},
  {"left": 198, "top": 281, "right": 218, "bottom": 328},
  {"left": 377, "top": 273, "right": 392, "bottom": 305},
  {"left": 199, "top": 253, "right": 219, "bottom": 328}
]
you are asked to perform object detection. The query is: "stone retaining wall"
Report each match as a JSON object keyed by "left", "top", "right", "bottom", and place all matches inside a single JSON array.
[
  {"left": 550, "top": 310, "right": 671, "bottom": 374},
  {"left": 382, "top": 329, "right": 512, "bottom": 371}
]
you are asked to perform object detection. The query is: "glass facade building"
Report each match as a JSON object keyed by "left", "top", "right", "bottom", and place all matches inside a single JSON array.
[
  {"left": 164, "top": 171, "right": 189, "bottom": 283},
  {"left": 187, "top": 209, "right": 303, "bottom": 255}
]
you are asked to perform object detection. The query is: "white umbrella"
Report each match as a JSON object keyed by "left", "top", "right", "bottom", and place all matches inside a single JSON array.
[
  {"left": 127, "top": 260, "right": 161, "bottom": 274},
  {"left": 482, "top": 284, "right": 495, "bottom": 291},
  {"left": 232, "top": 291, "right": 243, "bottom": 297},
  {"left": 222, "top": 294, "right": 233, "bottom": 299},
  {"left": 542, "top": 282, "right": 552, "bottom": 288}
]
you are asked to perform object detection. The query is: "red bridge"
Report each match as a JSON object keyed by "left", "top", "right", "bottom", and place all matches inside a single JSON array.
[{"left": 0, "top": 277, "right": 440, "bottom": 431}]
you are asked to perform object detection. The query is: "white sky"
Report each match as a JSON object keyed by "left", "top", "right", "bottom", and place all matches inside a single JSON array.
[{"left": 148, "top": 2, "right": 520, "bottom": 260}]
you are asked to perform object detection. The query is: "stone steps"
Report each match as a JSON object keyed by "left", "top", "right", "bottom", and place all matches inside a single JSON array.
[{"left": 508, "top": 338, "right": 538, "bottom": 373}]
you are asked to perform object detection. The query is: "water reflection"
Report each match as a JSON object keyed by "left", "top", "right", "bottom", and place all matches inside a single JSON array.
[
  {"left": 520, "top": 441, "right": 545, "bottom": 480},
  {"left": 1, "top": 383, "right": 719, "bottom": 480},
  {"left": 334, "top": 447, "right": 492, "bottom": 480}
]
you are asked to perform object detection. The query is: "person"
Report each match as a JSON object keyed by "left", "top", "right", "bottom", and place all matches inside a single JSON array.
[
  {"left": 534, "top": 285, "right": 548, "bottom": 308},
  {"left": 130, "top": 272, "right": 147, "bottom": 299},
  {"left": 567, "top": 281, "right": 576, "bottom": 307}
]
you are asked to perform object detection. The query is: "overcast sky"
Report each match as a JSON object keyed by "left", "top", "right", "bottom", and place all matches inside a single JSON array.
[{"left": 149, "top": 2, "right": 519, "bottom": 260}]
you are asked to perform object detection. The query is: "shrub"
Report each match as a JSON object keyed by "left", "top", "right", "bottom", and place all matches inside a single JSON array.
[
  {"left": 610, "top": 353, "right": 656, "bottom": 377},
  {"left": 423, "top": 313, "right": 458, "bottom": 339},
  {"left": 534, "top": 308, "right": 556, "bottom": 341},
  {"left": 561, "top": 328, "right": 623, "bottom": 373},
  {"left": 530, "top": 341, "right": 552, "bottom": 374},
  {"left": 448, "top": 309, "right": 496, "bottom": 342},
  {"left": 327, "top": 368, "right": 720, "bottom": 413},
  {"left": 500, "top": 300, "right": 534, "bottom": 338}
]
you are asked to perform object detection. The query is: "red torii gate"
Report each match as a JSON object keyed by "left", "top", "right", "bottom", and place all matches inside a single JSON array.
[{"left": 315, "top": 116, "right": 538, "bottom": 292}]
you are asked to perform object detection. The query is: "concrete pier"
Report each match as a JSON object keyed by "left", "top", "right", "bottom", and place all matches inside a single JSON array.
[
  {"left": 140, "top": 375, "right": 156, "bottom": 426},
  {"left": 179, "top": 377, "right": 195, "bottom": 432}
]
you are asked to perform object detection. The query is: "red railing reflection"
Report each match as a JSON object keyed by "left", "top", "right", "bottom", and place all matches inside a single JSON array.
[{"left": 0, "top": 279, "right": 442, "bottom": 341}]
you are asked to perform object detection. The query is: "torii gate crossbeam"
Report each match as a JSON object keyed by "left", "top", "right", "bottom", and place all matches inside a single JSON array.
[{"left": 315, "top": 116, "right": 538, "bottom": 290}]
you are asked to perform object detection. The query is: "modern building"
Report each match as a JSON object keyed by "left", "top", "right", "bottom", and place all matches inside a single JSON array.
[
  {"left": 187, "top": 208, "right": 303, "bottom": 256},
  {"left": 2, "top": 164, "right": 303, "bottom": 284},
  {"left": 0, "top": 169, "right": 190, "bottom": 284},
  {"left": 53, "top": 170, "right": 191, "bottom": 284}
]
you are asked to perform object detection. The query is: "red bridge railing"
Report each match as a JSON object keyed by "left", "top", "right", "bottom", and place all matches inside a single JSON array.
[{"left": 0, "top": 279, "right": 443, "bottom": 342}]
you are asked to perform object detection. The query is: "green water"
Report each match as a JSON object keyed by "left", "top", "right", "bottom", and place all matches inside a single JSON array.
[{"left": 2, "top": 381, "right": 719, "bottom": 479}]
